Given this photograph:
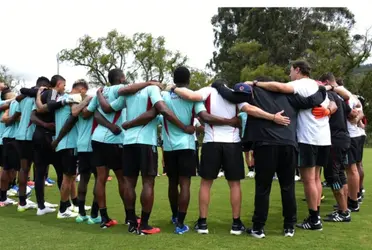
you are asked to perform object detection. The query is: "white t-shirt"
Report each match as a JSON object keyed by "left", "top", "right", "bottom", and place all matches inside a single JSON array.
[
  {"left": 195, "top": 87, "right": 246, "bottom": 143},
  {"left": 193, "top": 118, "right": 201, "bottom": 141},
  {"left": 346, "top": 95, "right": 363, "bottom": 138},
  {"left": 288, "top": 78, "right": 331, "bottom": 146}
]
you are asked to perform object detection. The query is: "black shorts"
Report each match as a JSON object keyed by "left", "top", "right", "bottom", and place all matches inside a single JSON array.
[
  {"left": 195, "top": 141, "right": 200, "bottom": 171},
  {"left": 17, "top": 140, "right": 33, "bottom": 161},
  {"left": 33, "top": 129, "right": 55, "bottom": 166},
  {"left": 122, "top": 144, "right": 158, "bottom": 177},
  {"left": 91, "top": 141, "right": 122, "bottom": 171},
  {"left": 164, "top": 149, "right": 196, "bottom": 177},
  {"left": 78, "top": 152, "right": 96, "bottom": 175},
  {"left": 348, "top": 136, "right": 364, "bottom": 164},
  {"left": 298, "top": 143, "right": 330, "bottom": 168},
  {"left": 200, "top": 142, "right": 245, "bottom": 181},
  {"left": 242, "top": 141, "right": 253, "bottom": 152},
  {"left": 58, "top": 149, "right": 78, "bottom": 176},
  {"left": 360, "top": 135, "right": 366, "bottom": 161},
  {"left": 0, "top": 145, "right": 3, "bottom": 167},
  {"left": 324, "top": 146, "right": 348, "bottom": 189},
  {"left": 2, "top": 138, "right": 21, "bottom": 171}
]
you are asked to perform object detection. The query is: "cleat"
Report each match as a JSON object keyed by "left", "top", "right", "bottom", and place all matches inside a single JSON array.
[
  {"left": 230, "top": 222, "right": 246, "bottom": 235},
  {"left": 175, "top": 225, "right": 189, "bottom": 235},
  {"left": 296, "top": 216, "right": 322, "bottom": 231},
  {"left": 139, "top": 225, "right": 161, "bottom": 235},
  {"left": 57, "top": 210, "right": 78, "bottom": 219},
  {"left": 76, "top": 214, "right": 89, "bottom": 223},
  {"left": 87, "top": 216, "right": 102, "bottom": 225},
  {"left": 194, "top": 221, "right": 209, "bottom": 234},
  {"left": 324, "top": 211, "right": 351, "bottom": 222},
  {"left": 37, "top": 207, "right": 56, "bottom": 216},
  {"left": 100, "top": 219, "right": 118, "bottom": 229},
  {"left": 284, "top": 228, "right": 295, "bottom": 237},
  {"left": 247, "top": 228, "right": 265, "bottom": 239},
  {"left": 44, "top": 201, "right": 58, "bottom": 208}
]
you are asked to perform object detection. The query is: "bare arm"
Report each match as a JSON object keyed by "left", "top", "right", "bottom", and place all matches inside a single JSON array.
[
  {"left": 30, "top": 110, "right": 55, "bottom": 131},
  {"left": 71, "top": 96, "right": 92, "bottom": 117},
  {"left": 328, "top": 101, "right": 338, "bottom": 115},
  {"left": 1, "top": 109, "right": 10, "bottom": 123},
  {"left": 173, "top": 87, "right": 204, "bottom": 102},
  {"left": 81, "top": 107, "right": 94, "bottom": 119},
  {"left": 94, "top": 110, "right": 122, "bottom": 135},
  {"left": 332, "top": 86, "right": 351, "bottom": 101},
  {"left": 253, "top": 81, "right": 295, "bottom": 94},
  {"left": 4, "top": 112, "right": 21, "bottom": 126},
  {"left": 16, "top": 94, "right": 26, "bottom": 102},
  {"left": 97, "top": 90, "right": 114, "bottom": 114},
  {"left": 118, "top": 82, "right": 161, "bottom": 96},
  {"left": 198, "top": 111, "right": 240, "bottom": 127},
  {"left": 154, "top": 101, "right": 195, "bottom": 134},
  {"left": 241, "top": 103, "right": 291, "bottom": 126},
  {"left": 0, "top": 103, "right": 10, "bottom": 112},
  {"left": 122, "top": 107, "right": 158, "bottom": 130},
  {"left": 52, "top": 115, "right": 78, "bottom": 149}
]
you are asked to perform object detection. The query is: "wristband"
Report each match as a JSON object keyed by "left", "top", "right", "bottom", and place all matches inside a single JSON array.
[
  {"left": 253, "top": 80, "right": 258, "bottom": 86},
  {"left": 272, "top": 114, "right": 276, "bottom": 121}
]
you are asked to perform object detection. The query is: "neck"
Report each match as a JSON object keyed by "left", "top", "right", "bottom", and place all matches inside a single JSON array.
[
  {"left": 70, "top": 89, "right": 79, "bottom": 94},
  {"left": 297, "top": 75, "right": 309, "bottom": 80}
]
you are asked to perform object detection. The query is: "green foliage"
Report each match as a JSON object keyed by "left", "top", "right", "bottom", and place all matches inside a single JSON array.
[
  {"left": 241, "top": 63, "right": 289, "bottom": 82},
  {"left": 188, "top": 68, "right": 214, "bottom": 90},
  {"left": 59, "top": 30, "right": 187, "bottom": 85},
  {"left": 209, "top": 7, "right": 370, "bottom": 85},
  {"left": 0, "top": 65, "right": 24, "bottom": 90}
]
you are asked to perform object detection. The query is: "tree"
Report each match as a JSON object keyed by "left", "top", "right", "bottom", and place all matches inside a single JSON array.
[
  {"left": 188, "top": 68, "right": 214, "bottom": 90},
  {"left": 59, "top": 30, "right": 134, "bottom": 86},
  {"left": 0, "top": 65, "right": 25, "bottom": 91},
  {"left": 131, "top": 33, "right": 187, "bottom": 83},
  {"left": 209, "top": 8, "right": 359, "bottom": 83},
  {"left": 358, "top": 71, "right": 372, "bottom": 135},
  {"left": 59, "top": 30, "right": 188, "bottom": 85}
]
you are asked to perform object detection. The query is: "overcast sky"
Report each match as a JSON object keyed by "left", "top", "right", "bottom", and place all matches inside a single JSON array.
[{"left": 1, "top": 0, "right": 371, "bottom": 90}]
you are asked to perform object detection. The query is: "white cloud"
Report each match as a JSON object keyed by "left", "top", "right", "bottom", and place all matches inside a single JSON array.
[{"left": 1, "top": 0, "right": 371, "bottom": 90}]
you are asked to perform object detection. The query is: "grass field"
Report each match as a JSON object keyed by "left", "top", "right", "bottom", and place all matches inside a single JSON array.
[{"left": 0, "top": 148, "right": 371, "bottom": 250}]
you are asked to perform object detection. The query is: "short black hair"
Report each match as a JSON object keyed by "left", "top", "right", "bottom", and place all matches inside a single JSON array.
[
  {"left": 36, "top": 76, "right": 50, "bottom": 87},
  {"left": 108, "top": 69, "right": 124, "bottom": 85},
  {"left": 319, "top": 72, "right": 335, "bottom": 83},
  {"left": 357, "top": 95, "right": 366, "bottom": 107},
  {"left": 72, "top": 79, "right": 89, "bottom": 90},
  {"left": 1, "top": 87, "right": 11, "bottom": 101},
  {"left": 255, "top": 76, "right": 274, "bottom": 82},
  {"left": 336, "top": 78, "right": 344, "bottom": 86},
  {"left": 50, "top": 75, "right": 66, "bottom": 87},
  {"left": 291, "top": 60, "right": 311, "bottom": 77},
  {"left": 173, "top": 66, "right": 190, "bottom": 85}
]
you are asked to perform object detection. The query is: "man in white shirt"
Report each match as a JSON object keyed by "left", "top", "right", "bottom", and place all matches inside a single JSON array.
[
  {"left": 170, "top": 80, "right": 290, "bottom": 235},
  {"left": 245, "top": 61, "right": 337, "bottom": 231}
]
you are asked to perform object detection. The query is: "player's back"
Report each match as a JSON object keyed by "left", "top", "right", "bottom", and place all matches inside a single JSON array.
[
  {"left": 161, "top": 91, "right": 199, "bottom": 151},
  {"left": 197, "top": 87, "right": 240, "bottom": 143},
  {"left": 55, "top": 94, "right": 77, "bottom": 151},
  {"left": 91, "top": 84, "right": 124, "bottom": 144},
  {"left": 16, "top": 97, "right": 36, "bottom": 141},
  {"left": 2, "top": 101, "right": 20, "bottom": 138},
  {"left": 124, "top": 85, "right": 162, "bottom": 146}
]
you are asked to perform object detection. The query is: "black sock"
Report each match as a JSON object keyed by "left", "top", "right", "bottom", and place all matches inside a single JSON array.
[
  {"left": 317, "top": 206, "right": 320, "bottom": 216},
  {"left": 171, "top": 204, "right": 178, "bottom": 218},
  {"left": 248, "top": 166, "right": 254, "bottom": 172},
  {"left": 67, "top": 200, "right": 72, "bottom": 208},
  {"left": 233, "top": 217, "right": 241, "bottom": 224},
  {"left": 309, "top": 209, "right": 318, "bottom": 222},
  {"left": 90, "top": 201, "right": 99, "bottom": 218},
  {"left": 0, "top": 190, "right": 6, "bottom": 201},
  {"left": 100, "top": 208, "right": 109, "bottom": 222},
  {"left": 141, "top": 211, "right": 151, "bottom": 228},
  {"left": 198, "top": 217, "right": 207, "bottom": 224},
  {"left": 177, "top": 212, "right": 186, "bottom": 227},
  {"left": 126, "top": 209, "right": 137, "bottom": 223},
  {"left": 60, "top": 201, "right": 69, "bottom": 213},
  {"left": 78, "top": 199, "right": 86, "bottom": 216},
  {"left": 72, "top": 198, "right": 78, "bottom": 207},
  {"left": 19, "top": 196, "right": 26, "bottom": 206}
]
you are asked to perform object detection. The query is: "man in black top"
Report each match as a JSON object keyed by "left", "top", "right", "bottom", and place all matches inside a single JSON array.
[
  {"left": 212, "top": 77, "right": 328, "bottom": 238},
  {"left": 317, "top": 73, "right": 358, "bottom": 222}
]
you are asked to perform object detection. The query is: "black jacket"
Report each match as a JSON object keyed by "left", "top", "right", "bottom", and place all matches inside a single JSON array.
[{"left": 212, "top": 83, "right": 327, "bottom": 149}]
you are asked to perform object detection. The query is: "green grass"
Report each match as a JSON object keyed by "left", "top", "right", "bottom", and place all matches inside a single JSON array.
[{"left": 1, "top": 149, "right": 371, "bottom": 250}]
